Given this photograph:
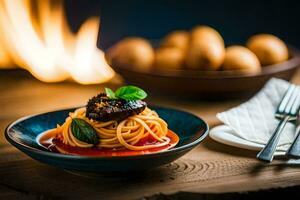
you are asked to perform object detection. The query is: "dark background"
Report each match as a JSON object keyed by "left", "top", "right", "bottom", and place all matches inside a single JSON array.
[{"left": 65, "top": 0, "right": 300, "bottom": 50}]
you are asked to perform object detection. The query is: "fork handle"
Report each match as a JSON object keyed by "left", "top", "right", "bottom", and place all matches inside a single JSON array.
[
  {"left": 257, "top": 115, "right": 290, "bottom": 162},
  {"left": 286, "top": 125, "right": 300, "bottom": 158}
]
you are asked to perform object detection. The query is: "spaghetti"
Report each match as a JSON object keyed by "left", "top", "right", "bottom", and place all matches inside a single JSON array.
[
  {"left": 54, "top": 107, "right": 172, "bottom": 151},
  {"left": 38, "top": 86, "right": 180, "bottom": 156}
]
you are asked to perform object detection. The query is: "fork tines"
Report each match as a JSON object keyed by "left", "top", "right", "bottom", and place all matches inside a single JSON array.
[{"left": 276, "top": 85, "right": 300, "bottom": 118}]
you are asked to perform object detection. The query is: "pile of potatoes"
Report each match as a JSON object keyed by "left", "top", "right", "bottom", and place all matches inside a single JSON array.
[{"left": 106, "top": 26, "right": 289, "bottom": 74}]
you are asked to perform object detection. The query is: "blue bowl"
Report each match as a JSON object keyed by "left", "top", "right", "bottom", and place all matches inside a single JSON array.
[{"left": 5, "top": 106, "right": 209, "bottom": 173}]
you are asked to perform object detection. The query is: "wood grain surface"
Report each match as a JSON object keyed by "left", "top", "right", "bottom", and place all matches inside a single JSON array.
[{"left": 1, "top": 69, "right": 300, "bottom": 200}]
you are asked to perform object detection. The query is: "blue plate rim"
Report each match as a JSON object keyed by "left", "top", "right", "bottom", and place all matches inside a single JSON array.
[{"left": 5, "top": 106, "right": 209, "bottom": 160}]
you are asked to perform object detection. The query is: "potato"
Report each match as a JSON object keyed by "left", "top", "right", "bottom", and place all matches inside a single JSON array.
[
  {"left": 190, "top": 25, "right": 224, "bottom": 45},
  {"left": 106, "top": 37, "right": 154, "bottom": 71},
  {"left": 247, "top": 34, "right": 288, "bottom": 66},
  {"left": 185, "top": 42, "right": 225, "bottom": 70},
  {"left": 160, "top": 30, "right": 189, "bottom": 51},
  {"left": 185, "top": 25, "right": 225, "bottom": 70},
  {"left": 154, "top": 48, "right": 185, "bottom": 70},
  {"left": 223, "top": 46, "right": 261, "bottom": 73}
]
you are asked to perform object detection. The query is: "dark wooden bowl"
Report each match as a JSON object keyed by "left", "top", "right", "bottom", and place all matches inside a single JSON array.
[{"left": 111, "top": 47, "right": 300, "bottom": 99}]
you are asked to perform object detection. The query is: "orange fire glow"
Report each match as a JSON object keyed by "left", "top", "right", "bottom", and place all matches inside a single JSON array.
[{"left": 0, "top": 0, "right": 115, "bottom": 84}]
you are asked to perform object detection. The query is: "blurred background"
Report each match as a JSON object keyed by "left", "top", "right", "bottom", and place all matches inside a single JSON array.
[
  {"left": 1, "top": 0, "right": 299, "bottom": 85},
  {"left": 80, "top": 0, "right": 300, "bottom": 49},
  {"left": 0, "top": 0, "right": 300, "bottom": 93}
]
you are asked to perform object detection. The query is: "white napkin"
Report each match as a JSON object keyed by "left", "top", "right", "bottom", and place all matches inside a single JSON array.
[{"left": 217, "top": 78, "right": 298, "bottom": 151}]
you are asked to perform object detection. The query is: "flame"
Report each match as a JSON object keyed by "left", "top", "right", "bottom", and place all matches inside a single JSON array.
[{"left": 0, "top": 0, "right": 115, "bottom": 84}]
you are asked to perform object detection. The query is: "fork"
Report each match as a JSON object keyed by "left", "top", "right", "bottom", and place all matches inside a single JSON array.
[
  {"left": 286, "top": 110, "right": 300, "bottom": 158},
  {"left": 257, "top": 85, "right": 300, "bottom": 162}
]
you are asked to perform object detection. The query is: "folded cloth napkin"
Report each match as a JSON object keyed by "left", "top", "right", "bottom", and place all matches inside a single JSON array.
[{"left": 217, "top": 78, "right": 298, "bottom": 151}]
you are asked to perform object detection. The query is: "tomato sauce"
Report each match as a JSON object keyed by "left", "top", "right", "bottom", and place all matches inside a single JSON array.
[{"left": 38, "top": 129, "right": 179, "bottom": 156}]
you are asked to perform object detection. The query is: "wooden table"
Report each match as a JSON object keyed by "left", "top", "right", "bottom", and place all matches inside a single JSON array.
[{"left": 1, "top": 70, "right": 300, "bottom": 200}]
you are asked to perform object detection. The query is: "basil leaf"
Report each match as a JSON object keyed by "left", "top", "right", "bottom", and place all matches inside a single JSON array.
[
  {"left": 105, "top": 87, "right": 116, "bottom": 99},
  {"left": 115, "top": 85, "right": 147, "bottom": 100},
  {"left": 71, "top": 118, "right": 99, "bottom": 145}
]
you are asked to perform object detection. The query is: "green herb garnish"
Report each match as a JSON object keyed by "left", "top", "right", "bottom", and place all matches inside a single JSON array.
[
  {"left": 105, "top": 88, "right": 117, "bottom": 99},
  {"left": 71, "top": 118, "right": 99, "bottom": 145},
  {"left": 105, "top": 85, "right": 147, "bottom": 101}
]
